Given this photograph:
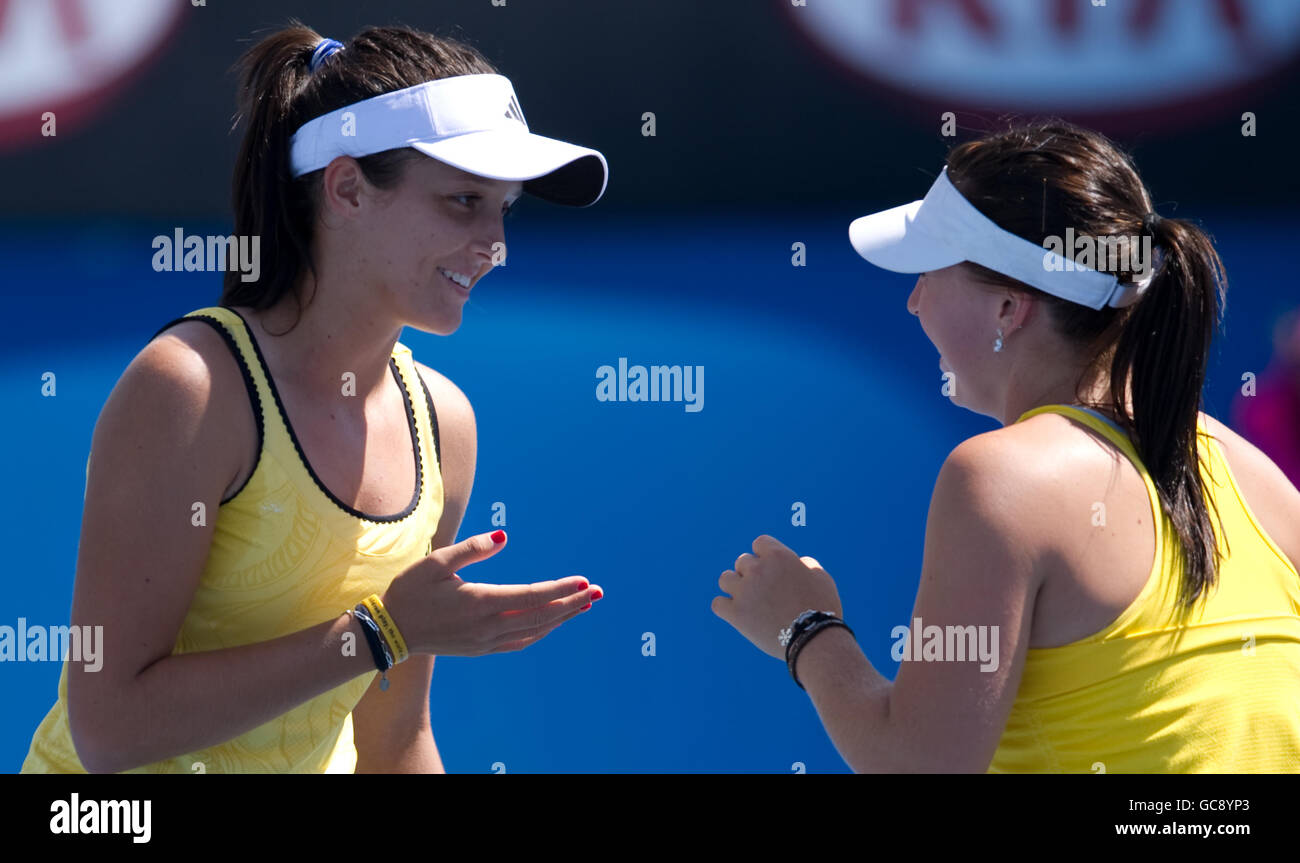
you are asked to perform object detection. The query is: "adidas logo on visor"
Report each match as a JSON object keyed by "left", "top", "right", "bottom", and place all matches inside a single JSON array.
[{"left": 504, "top": 93, "right": 526, "bottom": 126}]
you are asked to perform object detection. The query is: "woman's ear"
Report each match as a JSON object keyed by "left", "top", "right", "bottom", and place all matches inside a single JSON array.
[
  {"left": 319, "top": 156, "right": 365, "bottom": 223},
  {"left": 1001, "top": 288, "right": 1035, "bottom": 334}
]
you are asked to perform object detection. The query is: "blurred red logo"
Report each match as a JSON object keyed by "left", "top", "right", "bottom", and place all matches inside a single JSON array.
[
  {"left": 784, "top": 0, "right": 1300, "bottom": 129},
  {"left": 0, "top": 0, "right": 183, "bottom": 149}
]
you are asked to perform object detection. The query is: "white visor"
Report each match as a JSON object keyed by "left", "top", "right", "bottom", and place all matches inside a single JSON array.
[
  {"left": 848, "top": 167, "right": 1153, "bottom": 309},
  {"left": 289, "top": 74, "right": 607, "bottom": 207}
]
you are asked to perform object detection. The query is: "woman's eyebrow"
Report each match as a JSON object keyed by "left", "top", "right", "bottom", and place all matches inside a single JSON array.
[{"left": 451, "top": 174, "right": 524, "bottom": 199}]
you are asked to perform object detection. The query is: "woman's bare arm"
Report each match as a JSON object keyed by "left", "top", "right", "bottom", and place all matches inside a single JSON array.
[
  {"left": 67, "top": 327, "right": 596, "bottom": 773},
  {"left": 796, "top": 432, "right": 1044, "bottom": 772},
  {"left": 351, "top": 362, "right": 476, "bottom": 773},
  {"left": 66, "top": 328, "right": 380, "bottom": 773}
]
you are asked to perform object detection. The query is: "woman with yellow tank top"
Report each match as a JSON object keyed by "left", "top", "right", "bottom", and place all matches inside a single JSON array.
[
  {"left": 711, "top": 120, "right": 1300, "bottom": 772},
  {"left": 21, "top": 23, "right": 607, "bottom": 774}
]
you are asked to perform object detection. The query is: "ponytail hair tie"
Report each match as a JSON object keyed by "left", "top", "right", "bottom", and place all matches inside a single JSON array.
[
  {"left": 309, "top": 38, "right": 344, "bottom": 73},
  {"left": 1142, "top": 211, "right": 1163, "bottom": 235}
]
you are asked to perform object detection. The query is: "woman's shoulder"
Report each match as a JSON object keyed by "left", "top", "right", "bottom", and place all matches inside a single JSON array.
[
  {"left": 410, "top": 360, "right": 477, "bottom": 491},
  {"left": 132, "top": 316, "right": 248, "bottom": 417},
  {"left": 944, "top": 411, "right": 1084, "bottom": 483},
  {"left": 131, "top": 317, "right": 258, "bottom": 496},
  {"left": 934, "top": 410, "right": 1131, "bottom": 546},
  {"left": 933, "top": 422, "right": 1070, "bottom": 536},
  {"left": 1198, "top": 412, "right": 1300, "bottom": 570},
  {"left": 968, "top": 407, "right": 1300, "bottom": 571},
  {"left": 84, "top": 316, "right": 252, "bottom": 517},
  {"left": 411, "top": 360, "right": 473, "bottom": 425}
]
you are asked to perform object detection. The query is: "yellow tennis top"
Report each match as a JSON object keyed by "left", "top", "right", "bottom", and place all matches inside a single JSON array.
[
  {"left": 22, "top": 306, "right": 445, "bottom": 773},
  {"left": 988, "top": 404, "right": 1300, "bottom": 773}
]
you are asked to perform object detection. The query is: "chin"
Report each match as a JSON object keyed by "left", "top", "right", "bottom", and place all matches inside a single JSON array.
[
  {"left": 415, "top": 310, "right": 462, "bottom": 337},
  {"left": 944, "top": 384, "right": 989, "bottom": 418}
]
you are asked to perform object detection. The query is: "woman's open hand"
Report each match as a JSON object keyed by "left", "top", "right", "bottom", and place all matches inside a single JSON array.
[{"left": 382, "top": 530, "right": 602, "bottom": 656}]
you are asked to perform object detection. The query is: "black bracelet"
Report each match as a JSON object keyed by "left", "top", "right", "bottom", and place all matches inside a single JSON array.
[
  {"left": 783, "top": 610, "right": 838, "bottom": 666},
  {"left": 352, "top": 603, "right": 393, "bottom": 674},
  {"left": 787, "top": 616, "right": 855, "bottom": 691}
]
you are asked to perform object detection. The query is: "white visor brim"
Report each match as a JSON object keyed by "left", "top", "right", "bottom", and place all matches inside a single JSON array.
[
  {"left": 289, "top": 74, "right": 608, "bottom": 207},
  {"left": 411, "top": 130, "right": 608, "bottom": 207},
  {"left": 848, "top": 167, "right": 1149, "bottom": 309},
  {"left": 849, "top": 199, "right": 964, "bottom": 274}
]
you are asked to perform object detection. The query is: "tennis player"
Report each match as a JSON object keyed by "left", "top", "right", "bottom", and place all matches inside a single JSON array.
[
  {"left": 712, "top": 120, "right": 1300, "bottom": 772},
  {"left": 23, "top": 23, "right": 607, "bottom": 773}
]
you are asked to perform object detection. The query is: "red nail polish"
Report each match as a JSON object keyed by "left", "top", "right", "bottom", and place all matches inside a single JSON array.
[
  {"left": 490, "top": 530, "right": 505, "bottom": 544},
  {"left": 578, "top": 581, "right": 589, "bottom": 591},
  {"left": 580, "top": 603, "right": 592, "bottom": 611},
  {"left": 591, "top": 589, "right": 603, "bottom": 600}
]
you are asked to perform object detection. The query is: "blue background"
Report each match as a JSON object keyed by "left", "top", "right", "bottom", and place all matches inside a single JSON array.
[
  {"left": 1, "top": 208, "right": 1291, "bottom": 772},
  {"left": 3, "top": 0, "right": 1297, "bottom": 773}
]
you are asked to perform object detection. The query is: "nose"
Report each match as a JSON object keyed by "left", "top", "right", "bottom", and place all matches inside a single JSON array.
[
  {"left": 470, "top": 213, "right": 508, "bottom": 269},
  {"left": 906, "top": 276, "right": 922, "bottom": 317}
]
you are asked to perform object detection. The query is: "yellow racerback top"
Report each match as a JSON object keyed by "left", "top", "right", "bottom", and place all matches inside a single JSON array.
[
  {"left": 988, "top": 404, "right": 1300, "bottom": 773},
  {"left": 21, "top": 306, "right": 445, "bottom": 773}
]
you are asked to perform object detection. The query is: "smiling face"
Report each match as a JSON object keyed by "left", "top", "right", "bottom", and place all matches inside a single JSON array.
[
  {"left": 906, "top": 263, "right": 1027, "bottom": 417},
  {"left": 341, "top": 154, "right": 523, "bottom": 335}
]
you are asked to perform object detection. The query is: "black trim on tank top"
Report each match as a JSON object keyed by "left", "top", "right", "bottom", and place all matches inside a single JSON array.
[
  {"left": 149, "top": 313, "right": 265, "bottom": 505},
  {"left": 225, "top": 307, "right": 423, "bottom": 523},
  {"left": 417, "top": 367, "right": 442, "bottom": 471}
]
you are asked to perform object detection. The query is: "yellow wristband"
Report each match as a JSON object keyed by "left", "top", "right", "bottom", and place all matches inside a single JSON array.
[
  {"left": 361, "top": 594, "right": 409, "bottom": 664},
  {"left": 360, "top": 595, "right": 407, "bottom": 665}
]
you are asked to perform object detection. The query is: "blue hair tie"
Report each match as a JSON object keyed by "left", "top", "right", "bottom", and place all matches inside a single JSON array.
[{"left": 309, "top": 38, "right": 343, "bottom": 73}]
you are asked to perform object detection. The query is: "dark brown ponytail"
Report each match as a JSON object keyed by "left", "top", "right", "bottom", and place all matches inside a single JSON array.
[
  {"left": 946, "top": 120, "right": 1228, "bottom": 611},
  {"left": 1110, "top": 214, "right": 1228, "bottom": 610},
  {"left": 223, "top": 21, "right": 496, "bottom": 332}
]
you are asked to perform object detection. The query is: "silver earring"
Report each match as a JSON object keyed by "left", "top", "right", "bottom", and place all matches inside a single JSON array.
[{"left": 993, "top": 328, "right": 1004, "bottom": 352}]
